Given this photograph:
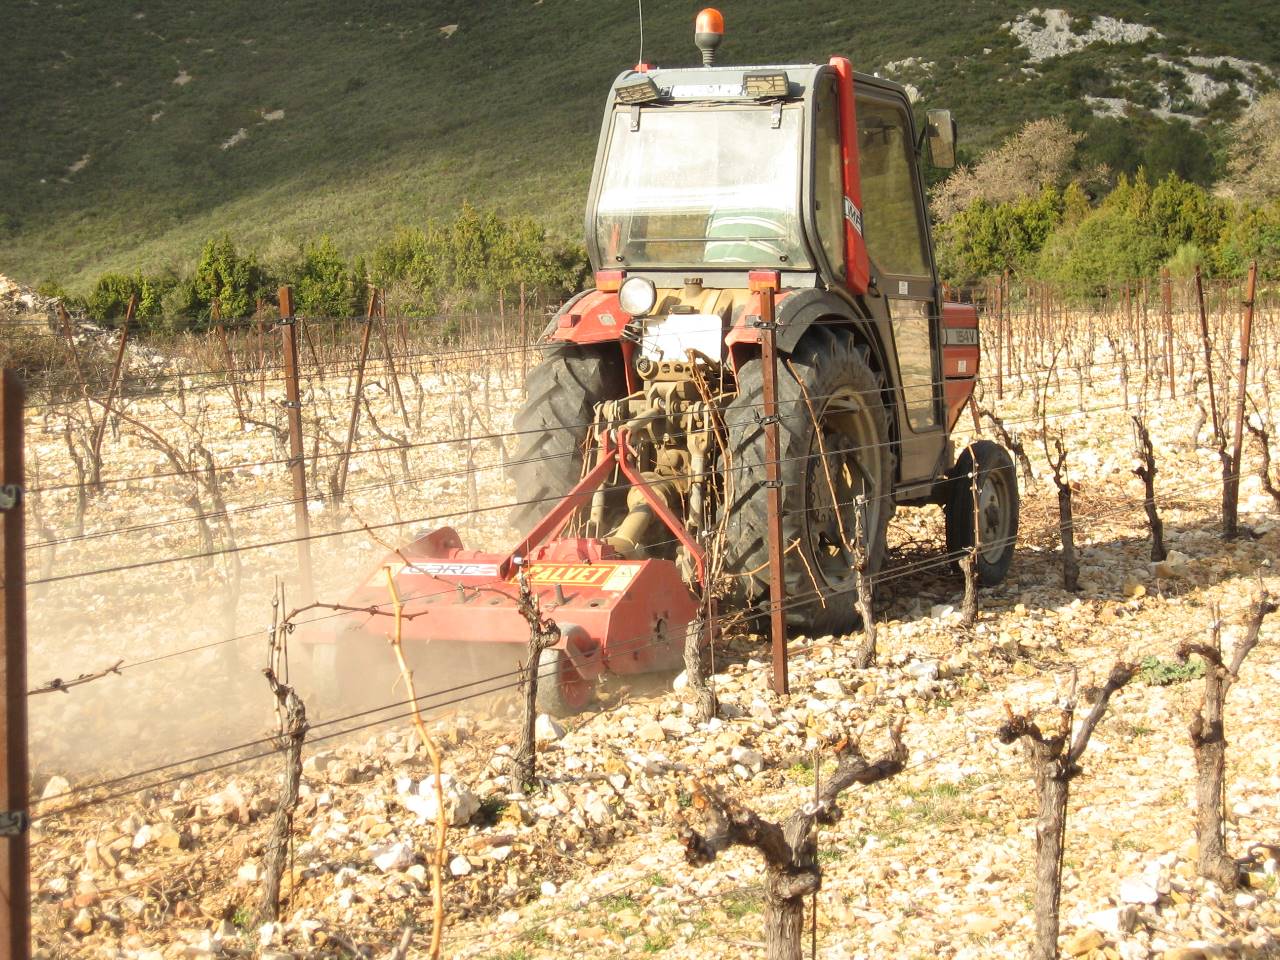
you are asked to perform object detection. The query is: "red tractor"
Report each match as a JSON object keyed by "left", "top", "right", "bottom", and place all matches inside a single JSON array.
[{"left": 306, "top": 9, "right": 1019, "bottom": 715}]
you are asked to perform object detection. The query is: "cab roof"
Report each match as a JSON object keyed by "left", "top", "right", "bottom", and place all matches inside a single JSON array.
[{"left": 609, "top": 63, "right": 908, "bottom": 105}]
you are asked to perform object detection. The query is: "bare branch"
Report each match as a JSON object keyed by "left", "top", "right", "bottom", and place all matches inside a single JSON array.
[
  {"left": 1229, "top": 589, "right": 1276, "bottom": 678},
  {"left": 1066, "top": 661, "right": 1136, "bottom": 766},
  {"left": 28, "top": 658, "right": 124, "bottom": 697}
]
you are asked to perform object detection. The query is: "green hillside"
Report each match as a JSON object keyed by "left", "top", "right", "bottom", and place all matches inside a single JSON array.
[{"left": 2, "top": 0, "right": 1276, "bottom": 289}]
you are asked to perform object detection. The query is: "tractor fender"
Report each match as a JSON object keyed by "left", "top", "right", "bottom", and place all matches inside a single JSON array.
[
  {"left": 775, "top": 288, "right": 889, "bottom": 376},
  {"left": 540, "top": 289, "right": 600, "bottom": 340}
]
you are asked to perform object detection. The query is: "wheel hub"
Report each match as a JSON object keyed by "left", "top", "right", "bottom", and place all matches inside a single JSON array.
[{"left": 977, "top": 476, "right": 1008, "bottom": 564}]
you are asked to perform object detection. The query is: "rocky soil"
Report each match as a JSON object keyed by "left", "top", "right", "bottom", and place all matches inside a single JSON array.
[{"left": 20, "top": 315, "right": 1280, "bottom": 958}]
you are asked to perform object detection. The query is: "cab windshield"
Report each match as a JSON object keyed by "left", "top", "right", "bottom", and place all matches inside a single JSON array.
[{"left": 594, "top": 104, "right": 811, "bottom": 270}]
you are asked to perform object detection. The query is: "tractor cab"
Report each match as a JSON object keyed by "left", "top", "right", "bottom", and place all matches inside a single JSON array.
[
  {"left": 562, "top": 12, "right": 975, "bottom": 498},
  {"left": 587, "top": 62, "right": 956, "bottom": 300}
]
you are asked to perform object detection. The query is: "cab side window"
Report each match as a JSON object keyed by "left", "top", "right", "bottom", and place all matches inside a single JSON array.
[
  {"left": 855, "top": 95, "right": 929, "bottom": 278},
  {"left": 889, "top": 298, "right": 938, "bottom": 430},
  {"left": 813, "top": 79, "right": 846, "bottom": 278}
]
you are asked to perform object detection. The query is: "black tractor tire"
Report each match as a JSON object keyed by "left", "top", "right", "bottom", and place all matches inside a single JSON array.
[
  {"left": 508, "top": 344, "right": 626, "bottom": 535},
  {"left": 723, "top": 327, "right": 895, "bottom": 636},
  {"left": 945, "top": 440, "right": 1019, "bottom": 586}
]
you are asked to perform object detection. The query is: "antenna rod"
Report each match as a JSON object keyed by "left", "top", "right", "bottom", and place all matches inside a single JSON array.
[{"left": 637, "top": 0, "right": 645, "bottom": 67}]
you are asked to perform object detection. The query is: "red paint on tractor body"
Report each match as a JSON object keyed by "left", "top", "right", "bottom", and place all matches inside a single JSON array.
[
  {"left": 941, "top": 300, "right": 980, "bottom": 431},
  {"left": 831, "top": 57, "right": 871, "bottom": 295},
  {"left": 549, "top": 289, "right": 631, "bottom": 345}
]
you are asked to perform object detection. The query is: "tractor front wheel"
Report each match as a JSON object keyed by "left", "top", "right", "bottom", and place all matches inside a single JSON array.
[{"left": 944, "top": 440, "right": 1019, "bottom": 586}]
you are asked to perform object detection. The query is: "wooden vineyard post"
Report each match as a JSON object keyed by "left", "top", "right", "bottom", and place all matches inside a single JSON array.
[
  {"left": 0, "top": 369, "right": 30, "bottom": 960},
  {"left": 378, "top": 297, "right": 409, "bottom": 430},
  {"left": 1223, "top": 261, "right": 1257, "bottom": 538},
  {"left": 751, "top": 270, "right": 788, "bottom": 696},
  {"left": 278, "top": 287, "right": 315, "bottom": 604},
  {"left": 336, "top": 289, "right": 377, "bottom": 504},
  {"left": 519, "top": 281, "right": 528, "bottom": 378},
  {"left": 89, "top": 293, "right": 136, "bottom": 484},
  {"left": 994, "top": 276, "right": 1004, "bottom": 400},
  {"left": 1161, "top": 268, "right": 1175, "bottom": 399}
]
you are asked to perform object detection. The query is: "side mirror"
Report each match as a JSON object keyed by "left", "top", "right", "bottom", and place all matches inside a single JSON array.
[{"left": 926, "top": 109, "right": 957, "bottom": 169}]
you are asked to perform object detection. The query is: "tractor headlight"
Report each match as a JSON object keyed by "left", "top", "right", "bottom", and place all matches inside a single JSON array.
[{"left": 618, "top": 277, "right": 657, "bottom": 317}]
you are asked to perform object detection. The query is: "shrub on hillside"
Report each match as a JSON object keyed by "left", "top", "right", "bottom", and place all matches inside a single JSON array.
[
  {"left": 1148, "top": 175, "right": 1226, "bottom": 257},
  {"left": 936, "top": 185, "right": 1064, "bottom": 284},
  {"left": 84, "top": 272, "right": 175, "bottom": 327},
  {"left": 369, "top": 205, "right": 588, "bottom": 314},
  {"left": 192, "top": 235, "right": 266, "bottom": 320},
  {"left": 1037, "top": 201, "right": 1164, "bottom": 295},
  {"left": 371, "top": 226, "right": 441, "bottom": 314},
  {"left": 1212, "top": 201, "right": 1280, "bottom": 279},
  {"left": 1165, "top": 242, "right": 1206, "bottom": 279},
  {"left": 288, "top": 236, "right": 364, "bottom": 318},
  {"left": 1032, "top": 172, "right": 1234, "bottom": 295}
]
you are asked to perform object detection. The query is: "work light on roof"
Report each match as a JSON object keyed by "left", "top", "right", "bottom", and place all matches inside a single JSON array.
[
  {"left": 743, "top": 71, "right": 788, "bottom": 98},
  {"left": 616, "top": 76, "right": 661, "bottom": 105}
]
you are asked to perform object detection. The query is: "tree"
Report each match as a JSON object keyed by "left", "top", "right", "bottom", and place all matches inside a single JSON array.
[
  {"left": 292, "top": 236, "right": 361, "bottom": 317},
  {"left": 1148, "top": 174, "right": 1226, "bottom": 260},
  {"left": 192, "top": 235, "right": 264, "bottom": 320},
  {"left": 933, "top": 118, "right": 1083, "bottom": 220},
  {"left": 1141, "top": 119, "right": 1215, "bottom": 185},
  {"left": 1036, "top": 176, "right": 1164, "bottom": 294},
  {"left": 84, "top": 272, "right": 175, "bottom": 328},
  {"left": 1222, "top": 92, "right": 1280, "bottom": 203},
  {"left": 1035, "top": 172, "right": 1227, "bottom": 293},
  {"left": 1212, "top": 200, "right": 1280, "bottom": 279},
  {"left": 936, "top": 185, "right": 1064, "bottom": 283}
]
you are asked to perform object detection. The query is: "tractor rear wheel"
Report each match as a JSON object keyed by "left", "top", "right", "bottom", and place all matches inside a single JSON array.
[
  {"left": 723, "top": 327, "right": 894, "bottom": 635},
  {"left": 508, "top": 344, "right": 626, "bottom": 534}
]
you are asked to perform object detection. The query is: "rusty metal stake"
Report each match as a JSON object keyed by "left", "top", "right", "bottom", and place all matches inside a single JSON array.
[
  {"left": 278, "top": 287, "right": 315, "bottom": 604},
  {"left": 1224, "top": 262, "right": 1258, "bottom": 538},
  {"left": 752, "top": 271, "right": 788, "bottom": 696},
  {"left": 0, "top": 369, "right": 30, "bottom": 960},
  {"left": 336, "top": 290, "right": 377, "bottom": 503}
]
